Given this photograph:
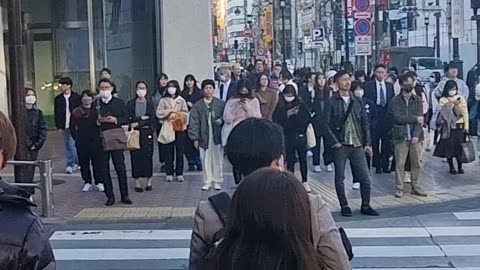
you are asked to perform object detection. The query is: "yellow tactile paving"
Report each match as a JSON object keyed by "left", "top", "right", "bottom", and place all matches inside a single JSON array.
[
  {"left": 122, "top": 208, "right": 149, "bottom": 218},
  {"left": 171, "top": 207, "right": 196, "bottom": 218},
  {"left": 74, "top": 208, "right": 104, "bottom": 219},
  {"left": 98, "top": 208, "right": 126, "bottom": 218},
  {"left": 146, "top": 207, "right": 173, "bottom": 218}
]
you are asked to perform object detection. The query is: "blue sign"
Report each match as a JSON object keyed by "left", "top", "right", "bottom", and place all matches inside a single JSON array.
[
  {"left": 354, "top": 0, "right": 370, "bottom": 12},
  {"left": 354, "top": 19, "right": 371, "bottom": 36}
]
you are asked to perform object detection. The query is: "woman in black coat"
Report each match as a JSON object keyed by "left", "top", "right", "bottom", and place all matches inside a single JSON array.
[
  {"left": 24, "top": 88, "right": 47, "bottom": 186},
  {"left": 181, "top": 74, "right": 203, "bottom": 171},
  {"left": 273, "top": 84, "right": 311, "bottom": 191},
  {"left": 127, "top": 81, "right": 156, "bottom": 192}
]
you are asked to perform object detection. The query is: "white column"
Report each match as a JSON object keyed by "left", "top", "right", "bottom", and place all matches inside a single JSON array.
[{"left": 0, "top": 8, "right": 8, "bottom": 114}]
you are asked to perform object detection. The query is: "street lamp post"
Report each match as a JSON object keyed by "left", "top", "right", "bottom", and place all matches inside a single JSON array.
[
  {"left": 343, "top": 0, "right": 350, "bottom": 68},
  {"left": 435, "top": 0, "right": 441, "bottom": 58},
  {"left": 280, "top": 0, "right": 286, "bottom": 65},
  {"left": 424, "top": 16, "right": 429, "bottom": 47}
]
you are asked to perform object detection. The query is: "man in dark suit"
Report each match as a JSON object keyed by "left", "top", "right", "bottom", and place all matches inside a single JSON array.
[
  {"left": 364, "top": 64, "right": 395, "bottom": 174},
  {"left": 298, "top": 72, "right": 318, "bottom": 111},
  {"left": 215, "top": 67, "right": 237, "bottom": 102}
]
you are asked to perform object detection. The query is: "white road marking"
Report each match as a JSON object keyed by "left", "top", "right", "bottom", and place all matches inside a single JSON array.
[
  {"left": 454, "top": 212, "right": 480, "bottom": 220},
  {"left": 53, "top": 248, "right": 190, "bottom": 261},
  {"left": 50, "top": 230, "right": 192, "bottom": 241}
]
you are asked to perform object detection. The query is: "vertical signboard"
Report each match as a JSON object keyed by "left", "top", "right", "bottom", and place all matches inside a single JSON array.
[
  {"left": 353, "top": 0, "right": 372, "bottom": 56},
  {"left": 450, "top": 0, "right": 464, "bottom": 38}
]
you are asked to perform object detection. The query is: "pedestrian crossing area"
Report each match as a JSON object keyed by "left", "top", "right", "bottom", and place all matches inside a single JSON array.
[{"left": 49, "top": 211, "right": 480, "bottom": 270}]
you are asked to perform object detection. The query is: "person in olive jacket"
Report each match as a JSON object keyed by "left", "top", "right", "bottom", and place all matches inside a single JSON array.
[{"left": 0, "top": 110, "right": 55, "bottom": 270}]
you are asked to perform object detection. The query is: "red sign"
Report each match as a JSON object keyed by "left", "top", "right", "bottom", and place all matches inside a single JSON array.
[{"left": 243, "top": 28, "right": 253, "bottom": 38}]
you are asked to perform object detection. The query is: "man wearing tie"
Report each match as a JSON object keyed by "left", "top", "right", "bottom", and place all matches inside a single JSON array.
[
  {"left": 215, "top": 68, "right": 237, "bottom": 102},
  {"left": 364, "top": 64, "right": 395, "bottom": 174}
]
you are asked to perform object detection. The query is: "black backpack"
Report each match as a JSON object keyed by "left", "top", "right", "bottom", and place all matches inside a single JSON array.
[{"left": 207, "top": 192, "right": 231, "bottom": 249}]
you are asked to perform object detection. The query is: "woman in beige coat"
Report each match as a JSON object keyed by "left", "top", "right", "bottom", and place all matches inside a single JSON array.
[{"left": 254, "top": 74, "right": 278, "bottom": 120}]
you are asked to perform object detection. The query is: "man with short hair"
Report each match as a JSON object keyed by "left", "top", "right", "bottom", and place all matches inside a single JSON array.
[
  {"left": 324, "top": 70, "right": 379, "bottom": 217},
  {"left": 54, "top": 77, "right": 81, "bottom": 174},
  {"left": 389, "top": 74, "right": 428, "bottom": 198},
  {"left": 100, "top": 68, "right": 112, "bottom": 79},
  {"left": 246, "top": 59, "right": 266, "bottom": 85},
  {"left": 215, "top": 68, "right": 237, "bottom": 102},
  {"left": 434, "top": 62, "right": 469, "bottom": 100},
  {"left": 270, "top": 63, "right": 283, "bottom": 80},
  {"left": 231, "top": 64, "right": 243, "bottom": 82}
]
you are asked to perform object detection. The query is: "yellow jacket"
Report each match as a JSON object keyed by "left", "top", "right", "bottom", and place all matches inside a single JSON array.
[{"left": 439, "top": 95, "right": 469, "bottom": 131}]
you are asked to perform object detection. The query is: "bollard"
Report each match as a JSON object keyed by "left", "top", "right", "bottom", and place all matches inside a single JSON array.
[{"left": 38, "top": 160, "right": 54, "bottom": 218}]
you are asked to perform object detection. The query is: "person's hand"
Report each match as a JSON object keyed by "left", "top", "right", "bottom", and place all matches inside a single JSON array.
[
  {"left": 417, "top": 116, "right": 424, "bottom": 124},
  {"left": 131, "top": 122, "right": 139, "bottom": 128},
  {"left": 57, "top": 129, "right": 63, "bottom": 133},
  {"left": 193, "top": 141, "right": 199, "bottom": 150},
  {"left": 214, "top": 118, "right": 222, "bottom": 126},
  {"left": 453, "top": 98, "right": 461, "bottom": 105},
  {"left": 365, "top": 146, "right": 373, "bottom": 156},
  {"left": 107, "top": 116, "right": 117, "bottom": 124},
  {"left": 287, "top": 107, "right": 299, "bottom": 117},
  {"left": 333, "top": 143, "right": 342, "bottom": 149},
  {"left": 141, "top": 115, "right": 149, "bottom": 120},
  {"left": 168, "top": 113, "right": 177, "bottom": 121},
  {"left": 30, "top": 146, "right": 36, "bottom": 151},
  {"left": 187, "top": 102, "right": 193, "bottom": 108},
  {"left": 411, "top": 137, "right": 419, "bottom": 144}
]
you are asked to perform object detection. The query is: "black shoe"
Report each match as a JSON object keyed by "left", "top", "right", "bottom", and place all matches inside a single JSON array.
[
  {"left": 341, "top": 207, "right": 352, "bottom": 217},
  {"left": 196, "top": 164, "right": 203, "bottom": 171},
  {"left": 146, "top": 185, "right": 153, "bottom": 191},
  {"left": 160, "top": 165, "right": 166, "bottom": 173},
  {"left": 458, "top": 168, "right": 465, "bottom": 174},
  {"left": 121, "top": 197, "right": 133, "bottom": 204},
  {"left": 105, "top": 198, "right": 115, "bottom": 206},
  {"left": 135, "top": 187, "right": 143, "bottom": 193},
  {"left": 383, "top": 168, "right": 391, "bottom": 174},
  {"left": 375, "top": 168, "right": 382, "bottom": 174},
  {"left": 450, "top": 168, "right": 458, "bottom": 175},
  {"left": 361, "top": 206, "right": 379, "bottom": 216}
]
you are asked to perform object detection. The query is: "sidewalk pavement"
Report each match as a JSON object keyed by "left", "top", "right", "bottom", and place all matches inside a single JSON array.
[{"left": 2, "top": 131, "right": 480, "bottom": 222}]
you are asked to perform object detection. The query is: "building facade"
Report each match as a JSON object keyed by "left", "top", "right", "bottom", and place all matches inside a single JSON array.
[{"left": 0, "top": 0, "right": 214, "bottom": 117}]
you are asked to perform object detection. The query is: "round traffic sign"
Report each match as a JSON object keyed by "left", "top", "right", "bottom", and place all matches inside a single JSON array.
[
  {"left": 354, "top": 19, "right": 371, "bottom": 36},
  {"left": 257, "top": 47, "right": 266, "bottom": 56},
  {"left": 243, "top": 37, "right": 249, "bottom": 43},
  {"left": 354, "top": 0, "right": 370, "bottom": 12},
  {"left": 243, "top": 28, "right": 253, "bottom": 37}
]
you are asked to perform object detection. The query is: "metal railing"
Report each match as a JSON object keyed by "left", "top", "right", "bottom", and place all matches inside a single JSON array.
[{"left": 5, "top": 160, "right": 54, "bottom": 217}]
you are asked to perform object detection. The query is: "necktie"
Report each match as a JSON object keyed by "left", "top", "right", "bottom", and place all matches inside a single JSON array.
[
  {"left": 379, "top": 84, "right": 386, "bottom": 107},
  {"left": 220, "top": 84, "right": 224, "bottom": 100}
]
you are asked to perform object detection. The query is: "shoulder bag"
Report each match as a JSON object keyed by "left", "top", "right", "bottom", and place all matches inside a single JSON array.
[{"left": 96, "top": 100, "right": 127, "bottom": 151}]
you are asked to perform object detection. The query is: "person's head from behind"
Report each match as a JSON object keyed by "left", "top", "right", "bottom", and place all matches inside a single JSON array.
[
  {"left": 351, "top": 80, "right": 364, "bottom": 98},
  {"left": 0, "top": 111, "right": 17, "bottom": 172},
  {"left": 334, "top": 70, "right": 352, "bottom": 92},
  {"left": 226, "top": 118, "right": 285, "bottom": 178},
  {"left": 59, "top": 77, "right": 73, "bottom": 93},
  {"left": 442, "top": 80, "right": 459, "bottom": 98},
  {"left": 100, "top": 68, "right": 112, "bottom": 80},
  {"left": 386, "top": 73, "right": 397, "bottom": 85},
  {"left": 281, "top": 70, "right": 293, "bottom": 84},
  {"left": 166, "top": 80, "right": 181, "bottom": 98},
  {"left": 235, "top": 79, "right": 254, "bottom": 99},
  {"left": 254, "top": 59, "right": 264, "bottom": 73},
  {"left": 207, "top": 168, "right": 320, "bottom": 270}
]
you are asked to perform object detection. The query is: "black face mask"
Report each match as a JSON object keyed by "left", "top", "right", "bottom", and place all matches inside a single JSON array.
[
  {"left": 239, "top": 92, "right": 249, "bottom": 98},
  {"left": 403, "top": 86, "right": 414, "bottom": 93}
]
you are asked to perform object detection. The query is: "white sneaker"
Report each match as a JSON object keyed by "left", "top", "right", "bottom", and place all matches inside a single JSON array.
[
  {"left": 82, "top": 183, "right": 93, "bottom": 192},
  {"left": 73, "top": 164, "right": 81, "bottom": 171},
  {"left": 314, "top": 165, "right": 322, "bottom": 172},
  {"left": 177, "top": 175, "right": 185, "bottom": 182},
  {"left": 404, "top": 173, "right": 411, "bottom": 183},
  {"left": 66, "top": 166, "right": 73, "bottom": 174},
  {"left": 303, "top": 182, "right": 312, "bottom": 192},
  {"left": 201, "top": 184, "right": 211, "bottom": 191},
  {"left": 307, "top": 151, "right": 313, "bottom": 157},
  {"left": 166, "top": 175, "right": 173, "bottom": 182},
  {"left": 96, "top": 183, "right": 105, "bottom": 192},
  {"left": 326, "top": 165, "right": 333, "bottom": 172},
  {"left": 352, "top": 182, "right": 360, "bottom": 190},
  {"left": 214, "top": 183, "right": 222, "bottom": 190}
]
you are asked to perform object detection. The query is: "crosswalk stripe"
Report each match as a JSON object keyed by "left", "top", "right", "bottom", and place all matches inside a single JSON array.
[
  {"left": 454, "top": 212, "right": 480, "bottom": 220},
  {"left": 53, "top": 248, "right": 190, "bottom": 261},
  {"left": 50, "top": 230, "right": 192, "bottom": 241}
]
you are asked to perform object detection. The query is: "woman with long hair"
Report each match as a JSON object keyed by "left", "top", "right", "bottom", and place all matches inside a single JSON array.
[
  {"left": 222, "top": 79, "right": 262, "bottom": 184},
  {"left": 127, "top": 81, "right": 156, "bottom": 192},
  {"left": 433, "top": 80, "right": 469, "bottom": 174},
  {"left": 254, "top": 73, "right": 278, "bottom": 120},
  {"left": 157, "top": 80, "right": 189, "bottom": 182},
  {"left": 205, "top": 168, "right": 325, "bottom": 270},
  {"left": 273, "top": 85, "right": 311, "bottom": 191},
  {"left": 154, "top": 73, "right": 169, "bottom": 172},
  {"left": 182, "top": 74, "right": 203, "bottom": 171}
]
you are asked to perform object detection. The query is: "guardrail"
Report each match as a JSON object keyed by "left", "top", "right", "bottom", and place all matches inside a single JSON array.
[{"left": 5, "top": 160, "right": 54, "bottom": 217}]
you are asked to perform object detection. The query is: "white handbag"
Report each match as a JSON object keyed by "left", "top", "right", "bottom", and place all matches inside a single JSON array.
[
  {"left": 306, "top": 124, "right": 317, "bottom": 148},
  {"left": 158, "top": 121, "right": 175, "bottom": 144}
]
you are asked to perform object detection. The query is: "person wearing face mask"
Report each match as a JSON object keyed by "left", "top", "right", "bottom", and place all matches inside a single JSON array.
[
  {"left": 354, "top": 70, "right": 367, "bottom": 83},
  {"left": 97, "top": 78, "right": 132, "bottom": 206},
  {"left": 434, "top": 63, "right": 470, "bottom": 100},
  {"left": 154, "top": 73, "right": 169, "bottom": 173},
  {"left": 181, "top": 74, "right": 203, "bottom": 172},
  {"left": 222, "top": 79, "right": 262, "bottom": 184},
  {"left": 157, "top": 80, "right": 189, "bottom": 183},
  {"left": 387, "top": 74, "right": 428, "bottom": 198},
  {"left": 434, "top": 80, "right": 470, "bottom": 174},
  {"left": 127, "top": 81, "right": 156, "bottom": 192},
  {"left": 273, "top": 85, "right": 311, "bottom": 191},
  {"left": 215, "top": 68, "right": 237, "bottom": 102},
  {"left": 70, "top": 90, "right": 105, "bottom": 193},
  {"left": 24, "top": 88, "right": 47, "bottom": 186}
]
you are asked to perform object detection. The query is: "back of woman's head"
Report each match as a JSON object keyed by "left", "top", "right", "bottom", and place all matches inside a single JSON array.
[{"left": 207, "top": 168, "right": 320, "bottom": 270}]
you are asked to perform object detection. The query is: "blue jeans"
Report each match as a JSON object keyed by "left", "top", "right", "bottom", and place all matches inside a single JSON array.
[{"left": 63, "top": 129, "right": 78, "bottom": 168}]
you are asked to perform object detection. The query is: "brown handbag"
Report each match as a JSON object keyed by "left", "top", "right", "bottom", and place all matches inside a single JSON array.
[{"left": 96, "top": 100, "right": 127, "bottom": 151}]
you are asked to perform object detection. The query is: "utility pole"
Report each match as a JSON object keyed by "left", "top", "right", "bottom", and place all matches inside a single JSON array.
[
  {"left": 343, "top": 0, "right": 350, "bottom": 68},
  {"left": 7, "top": 0, "right": 28, "bottom": 183},
  {"left": 280, "top": 0, "right": 287, "bottom": 65},
  {"left": 424, "top": 16, "right": 429, "bottom": 46},
  {"left": 435, "top": 0, "right": 441, "bottom": 58},
  {"left": 244, "top": 0, "right": 249, "bottom": 66},
  {"left": 373, "top": 0, "right": 380, "bottom": 64},
  {"left": 472, "top": 1, "right": 480, "bottom": 66}
]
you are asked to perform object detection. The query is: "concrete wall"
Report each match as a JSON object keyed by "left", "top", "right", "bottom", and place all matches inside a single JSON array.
[{"left": 161, "top": 0, "right": 214, "bottom": 82}]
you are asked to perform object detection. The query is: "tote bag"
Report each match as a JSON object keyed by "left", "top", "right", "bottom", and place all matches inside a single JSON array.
[
  {"left": 460, "top": 136, "right": 476, "bottom": 164},
  {"left": 158, "top": 121, "right": 175, "bottom": 144},
  {"left": 126, "top": 128, "right": 141, "bottom": 150},
  {"left": 306, "top": 124, "right": 317, "bottom": 148}
]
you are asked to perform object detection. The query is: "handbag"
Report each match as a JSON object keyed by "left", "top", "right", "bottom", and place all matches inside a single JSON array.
[
  {"left": 158, "top": 121, "right": 175, "bottom": 144},
  {"left": 459, "top": 135, "right": 476, "bottom": 163},
  {"left": 126, "top": 128, "right": 140, "bottom": 150},
  {"left": 96, "top": 101, "right": 127, "bottom": 151},
  {"left": 172, "top": 112, "right": 185, "bottom": 132},
  {"left": 306, "top": 124, "right": 316, "bottom": 148}
]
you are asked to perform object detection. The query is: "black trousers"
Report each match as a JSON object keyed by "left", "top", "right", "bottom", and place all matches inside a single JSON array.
[
  {"left": 16, "top": 149, "right": 39, "bottom": 194},
  {"left": 156, "top": 124, "right": 165, "bottom": 163},
  {"left": 100, "top": 149, "right": 129, "bottom": 199},
  {"left": 164, "top": 131, "right": 186, "bottom": 176},
  {"left": 76, "top": 138, "right": 103, "bottom": 185},
  {"left": 372, "top": 106, "right": 391, "bottom": 170},
  {"left": 130, "top": 128, "right": 154, "bottom": 178},
  {"left": 286, "top": 134, "right": 308, "bottom": 182},
  {"left": 184, "top": 128, "right": 201, "bottom": 168},
  {"left": 352, "top": 154, "right": 371, "bottom": 183}
]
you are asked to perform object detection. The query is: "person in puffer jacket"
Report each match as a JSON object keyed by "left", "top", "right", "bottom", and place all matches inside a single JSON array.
[{"left": 0, "top": 110, "right": 55, "bottom": 270}]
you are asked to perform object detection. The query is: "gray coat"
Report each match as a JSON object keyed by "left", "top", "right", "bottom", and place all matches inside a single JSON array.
[{"left": 188, "top": 98, "right": 225, "bottom": 149}]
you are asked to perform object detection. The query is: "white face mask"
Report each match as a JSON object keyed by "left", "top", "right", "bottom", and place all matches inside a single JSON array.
[
  {"left": 354, "top": 89, "right": 364, "bottom": 98},
  {"left": 25, "top": 96, "right": 36, "bottom": 105},
  {"left": 359, "top": 77, "right": 365, "bottom": 83},
  {"left": 167, "top": 87, "right": 177, "bottom": 96},
  {"left": 284, "top": 96, "right": 295, "bottom": 103},
  {"left": 136, "top": 89, "right": 147, "bottom": 98},
  {"left": 449, "top": 90, "right": 457, "bottom": 97},
  {"left": 429, "top": 77, "right": 436, "bottom": 83},
  {"left": 220, "top": 75, "right": 226, "bottom": 82},
  {"left": 100, "top": 90, "right": 112, "bottom": 99}
]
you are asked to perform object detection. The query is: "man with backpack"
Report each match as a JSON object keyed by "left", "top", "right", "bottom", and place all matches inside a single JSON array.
[{"left": 189, "top": 118, "right": 351, "bottom": 270}]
